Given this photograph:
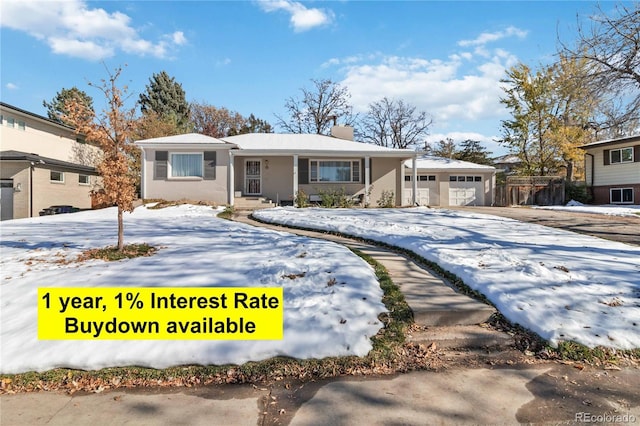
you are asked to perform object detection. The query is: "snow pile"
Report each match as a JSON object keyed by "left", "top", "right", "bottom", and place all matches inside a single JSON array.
[
  {"left": 0, "top": 205, "right": 385, "bottom": 374},
  {"left": 254, "top": 207, "right": 640, "bottom": 349}
]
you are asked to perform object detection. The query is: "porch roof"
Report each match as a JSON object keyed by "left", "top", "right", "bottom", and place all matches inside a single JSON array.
[{"left": 223, "top": 133, "right": 414, "bottom": 157}]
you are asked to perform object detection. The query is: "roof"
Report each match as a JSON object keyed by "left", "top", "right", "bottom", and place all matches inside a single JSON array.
[
  {"left": 222, "top": 133, "right": 414, "bottom": 156},
  {"left": 135, "top": 133, "right": 232, "bottom": 146},
  {"left": 0, "top": 150, "right": 98, "bottom": 174},
  {"left": 579, "top": 134, "right": 640, "bottom": 149},
  {"left": 405, "top": 155, "right": 495, "bottom": 171},
  {"left": 0, "top": 101, "right": 76, "bottom": 132}
]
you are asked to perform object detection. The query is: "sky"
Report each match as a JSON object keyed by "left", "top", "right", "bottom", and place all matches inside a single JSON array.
[{"left": 0, "top": 0, "right": 623, "bottom": 156}]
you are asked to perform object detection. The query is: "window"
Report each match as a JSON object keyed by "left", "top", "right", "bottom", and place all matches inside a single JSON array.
[
  {"left": 610, "top": 188, "right": 633, "bottom": 204},
  {"left": 310, "top": 160, "right": 360, "bottom": 182},
  {"left": 170, "top": 153, "right": 203, "bottom": 178},
  {"left": 50, "top": 171, "right": 64, "bottom": 183},
  {"left": 449, "top": 176, "right": 457, "bottom": 182},
  {"left": 79, "top": 174, "right": 90, "bottom": 185},
  {"left": 466, "top": 176, "right": 474, "bottom": 182},
  {"left": 17, "top": 121, "right": 25, "bottom": 130},
  {"left": 6, "top": 117, "right": 15, "bottom": 128},
  {"left": 610, "top": 147, "right": 633, "bottom": 164},
  {"left": 404, "top": 175, "right": 412, "bottom": 181},
  {"left": 418, "top": 175, "right": 436, "bottom": 181},
  {"left": 428, "top": 175, "right": 436, "bottom": 181},
  {"left": 474, "top": 176, "right": 482, "bottom": 182}
]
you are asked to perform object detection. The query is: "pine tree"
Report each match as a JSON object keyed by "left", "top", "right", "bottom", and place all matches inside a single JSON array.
[
  {"left": 43, "top": 87, "right": 94, "bottom": 126},
  {"left": 138, "top": 71, "right": 190, "bottom": 132}
]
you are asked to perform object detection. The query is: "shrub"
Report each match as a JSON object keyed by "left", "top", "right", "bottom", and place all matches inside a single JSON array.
[
  {"left": 565, "top": 182, "right": 591, "bottom": 204},
  {"left": 377, "top": 190, "right": 395, "bottom": 208},
  {"left": 295, "top": 189, "right": 310, "bottom": 208},
  {"left": 318, "top": 187, "right": 353, "bottom": 208}
]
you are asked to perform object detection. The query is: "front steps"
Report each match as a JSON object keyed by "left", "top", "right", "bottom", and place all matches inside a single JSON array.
[{"left": 233, "top": 197, "right": 275, "bottom": 210}]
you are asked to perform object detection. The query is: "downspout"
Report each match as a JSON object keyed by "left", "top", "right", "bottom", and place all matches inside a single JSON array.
[
  {"left": 585, "top": 153, "right": 594, "bottom": 200},
  {"left": 29, "top": 162, "right": 34, "bottom": 218}
]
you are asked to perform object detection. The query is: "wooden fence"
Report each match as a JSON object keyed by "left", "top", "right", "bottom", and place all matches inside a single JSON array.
[{"left": 495, "top": 176, "right": 565, "bottom": 206}]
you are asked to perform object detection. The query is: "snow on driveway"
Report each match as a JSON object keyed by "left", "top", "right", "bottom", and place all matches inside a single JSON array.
[
  {"left": 254, "top": 207, "right": 640, "bottom": 350},
  {"left": 0, "top": 205, "right": 385, "bottom": 374},
  {"left": 534, "top": 201, "right": 640, "bottom": 217}
]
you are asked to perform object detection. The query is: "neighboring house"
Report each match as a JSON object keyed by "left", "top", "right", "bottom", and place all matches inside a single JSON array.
[
  {"left": 404, "top": 156, "right": 496, "bottom": 207},
  {"left": 581, "top": 135, "right": 640, "bottom": 205},
  {"left": 136, "top": 128, "right": 418, "bottom": 207},
  {"left": 0, "top": 102, "right": 100, "bottom": 220},
  {"left": 492, "top": 154, "right": 521, "bottom": 175}
]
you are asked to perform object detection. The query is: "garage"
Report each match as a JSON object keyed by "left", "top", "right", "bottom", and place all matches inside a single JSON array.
[
  {"left": 403, "top": 174, "right": 438, "bottom": 206},
  {"left": 404, "top": 155, "right": 496, "bottom": 207},
  {"left": 448, "top": 175, "right": 485, "bottom": 206}
]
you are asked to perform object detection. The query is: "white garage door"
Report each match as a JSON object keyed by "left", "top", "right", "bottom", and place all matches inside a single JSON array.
[
  {"left": 404, "top": 188, "right": 430, "bottom": 206},
  {"left": 448, "top": 176, "right": 484, "bottom": 206}
]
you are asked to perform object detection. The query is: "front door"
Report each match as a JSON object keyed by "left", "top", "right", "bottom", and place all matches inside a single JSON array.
[
  {"left": 0, "top": 179, "right": 14, "bottom": 221},
  {"left": 245, "top": 160, "right": 262, "bottom": 195}
]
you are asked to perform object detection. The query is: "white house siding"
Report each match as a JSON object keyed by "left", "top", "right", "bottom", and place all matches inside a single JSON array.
[
  {"left": 143, "top": 148, "right": 229, "bottom": 205},
  {"left": 588, "top": 147, "right": 640, "bottom": 186}
]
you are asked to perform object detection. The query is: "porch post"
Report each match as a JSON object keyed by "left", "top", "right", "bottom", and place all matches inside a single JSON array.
[
  {"left": 364, "top": 155, "right": 370, "bottom": 206},
  {"left": 140, "top": 148, "right": 147, "bottom": 199},
  {"left": 228, "top": 152, "right": 235, "bottom": 206},
  {"left": 412, "top": 154, "right": 417, "bottom": 206},
  {"left": 293, "top": 154, "right": 299, "bottom": 206}
]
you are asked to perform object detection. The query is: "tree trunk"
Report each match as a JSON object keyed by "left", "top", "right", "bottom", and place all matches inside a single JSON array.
[{"left": 117, "top": 205, "right": 124, "bottom": 251}]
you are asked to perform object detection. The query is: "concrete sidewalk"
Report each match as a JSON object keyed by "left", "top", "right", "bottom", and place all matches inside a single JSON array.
[{"left": 3, "top": 363, "right": 640, "bottom": 425}]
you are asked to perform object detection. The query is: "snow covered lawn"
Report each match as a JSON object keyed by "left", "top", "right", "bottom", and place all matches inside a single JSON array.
[
  {"left": 254, "top": 207, "right": 640, "bottom": 350},
  {"left": 534, "top": 201, "right": 640, "bottom": 216},
  {"left": 0, "top": 205, "right": 385, "bottom": 374}
]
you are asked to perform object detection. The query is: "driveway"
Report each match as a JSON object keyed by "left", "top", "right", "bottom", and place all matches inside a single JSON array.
[{"left": 446, "top": 206, "right": 640, "bottom": 246}]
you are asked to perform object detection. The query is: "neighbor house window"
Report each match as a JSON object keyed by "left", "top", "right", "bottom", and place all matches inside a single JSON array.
[
  {"left": 17, "top": 120, "right": 26, "bottom": 130},
  {"left": 610, "top": 147, "right": 633, "bottom": 164},
  {"left": 418, "top": 175, "right": 436, "bottom": 181},
  {"left": 50, "top": 171, "right": 64, "bottom": 183},
  {"left": 170, "top": 153, "right": 203, "bottom": 178},
  {"left": 6, "top": 117, "right": 15, "bottom": 128},
  {"left": 610, "top": 188, "right": 633, "bottom": 204},
  {"left": 310, "top": 160, "right": 360, "bottom": 183},
  {"left": 79, "top": 174, "right": 90, "bottom": 185}
]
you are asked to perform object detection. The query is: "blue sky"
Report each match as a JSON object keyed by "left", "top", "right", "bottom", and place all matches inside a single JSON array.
[{"left": 0, "top": 1, "right": 620, "bottom": 155}]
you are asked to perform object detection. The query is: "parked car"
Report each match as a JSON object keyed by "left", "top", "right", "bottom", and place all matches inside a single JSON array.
[{"left": 39, "top": 205, "right": 80, "bottom": 216}]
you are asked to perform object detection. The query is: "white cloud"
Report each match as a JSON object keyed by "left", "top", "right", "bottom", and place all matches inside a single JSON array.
[
  {"left": 0, "top": 0, "right": 187, "bottom": 61},
  {"left": 458, "top": 26, "right": 528, "bottom": 47},
  {"left": 216, "top": 58, "right": 232, "bottom": 67},
  {"left": 257, "top": 0, "right": 334, "bottom": 32},
  {"left": 5, "top": 83, "right": 19, "bottom": 90}
]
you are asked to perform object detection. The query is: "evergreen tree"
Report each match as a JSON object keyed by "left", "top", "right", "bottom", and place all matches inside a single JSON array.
[
  {"left": 43, "top": 87, "right": 94, "bottom": 126},
  {"left": 138, "top": 71, "right": 190, "bottom": 131},
  {"left": 454, "top": 140, "right": 493, "bottom": 165}
]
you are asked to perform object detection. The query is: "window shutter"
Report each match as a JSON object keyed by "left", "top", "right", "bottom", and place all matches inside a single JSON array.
[
  {"left": 203, "top": 151, "right": 217, "bottom": 180},
  {"left": 154, "top": 151, "right": 168, "bottom": 179},
  {"left": 298, "top": 158, "right": 309, "bottom": 184},
  {"left": 603, "top": 149, "right": 610, "bottom": 166},
  {"left": 634, "top": 145, "right": 640, "bottom": 163}
]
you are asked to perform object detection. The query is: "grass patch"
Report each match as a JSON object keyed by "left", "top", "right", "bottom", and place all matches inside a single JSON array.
[
  {"left": 144, "top": 199, "right": 218, "bottom": 210},
  {"left": 77, "top": 243, "right": 157, "bottom": 262},
  {"left": 0, "top": 248, "right": 430, "bottom": 394},
  {"left": 217, "top": 205, "right": 235, "bottom": 220}
]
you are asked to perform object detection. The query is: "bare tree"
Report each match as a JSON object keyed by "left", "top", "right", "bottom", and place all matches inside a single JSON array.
[
  {"left": 64, "top": 66, "right": 137, "bottom": 251},
  {"left": 360, "top": 97, "right": 432, "bottom": 149},
  {"left": 276, "top": 78, "right": 356, "bottom": 134},
  {"left": 560, "top": 3, "right": 640, "bottom": 136}
]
